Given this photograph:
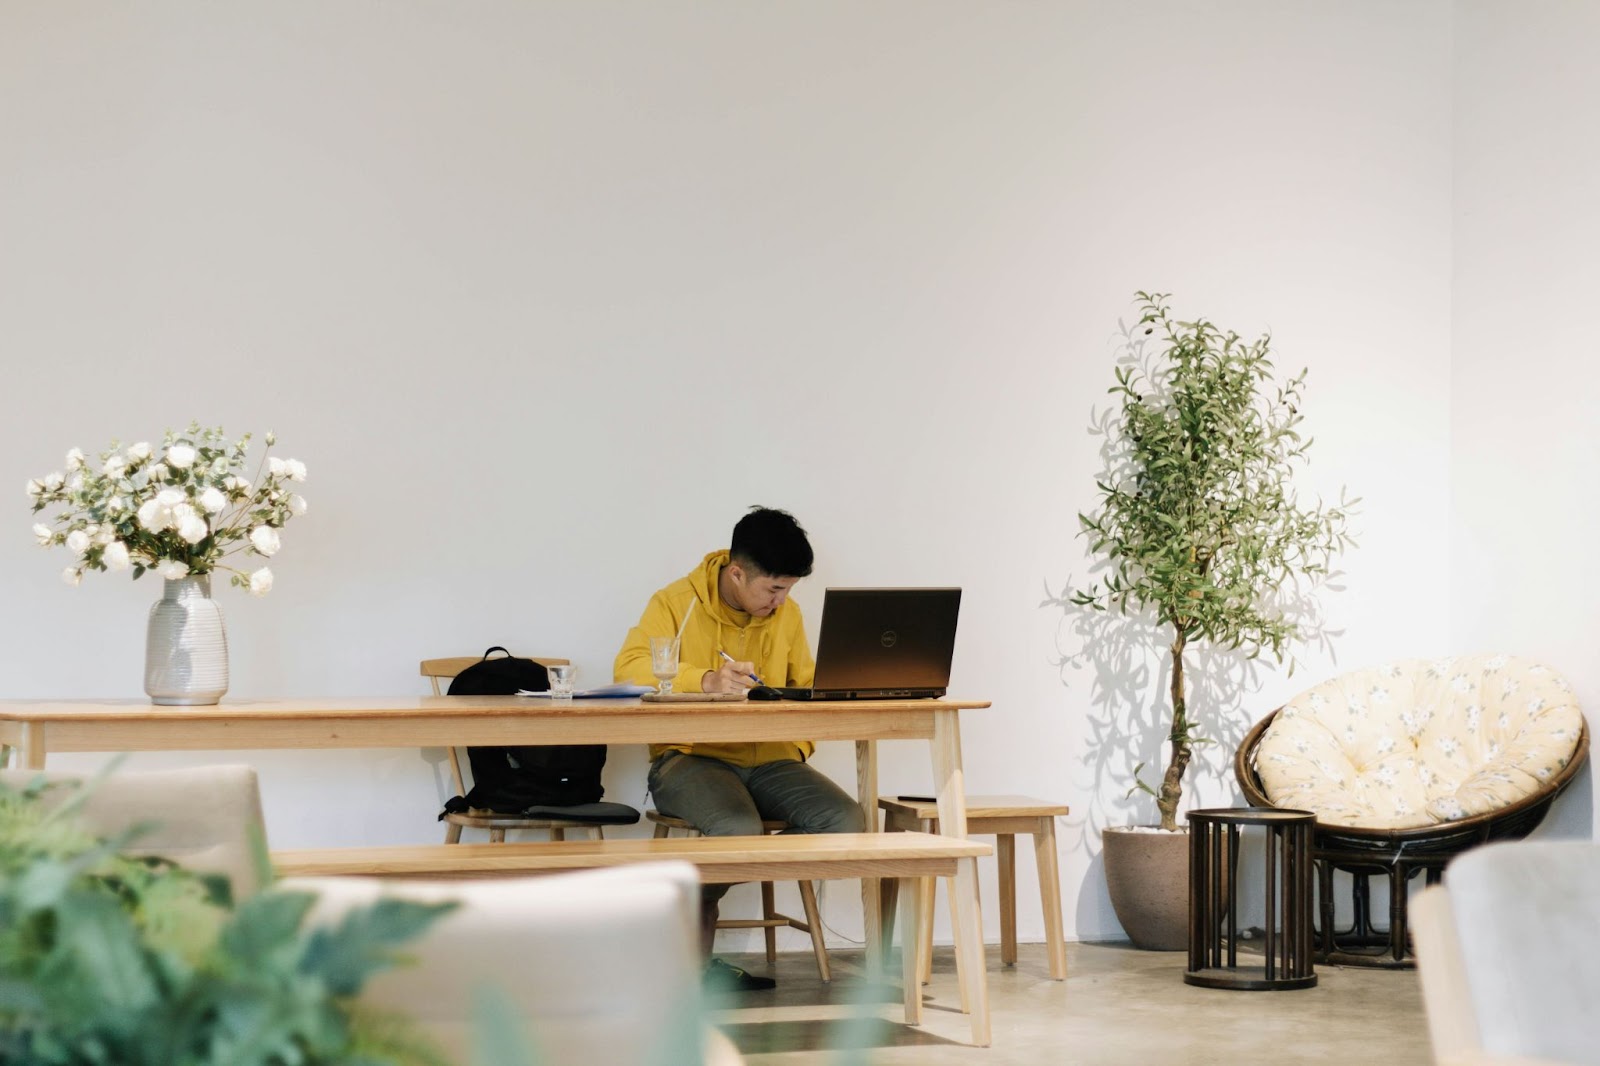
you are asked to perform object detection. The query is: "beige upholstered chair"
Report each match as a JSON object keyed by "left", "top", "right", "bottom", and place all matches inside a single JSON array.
[
  {"left": 1237, "top": 654, "right": 1588, "bottom": 966},
  {"left": 647, "top": 810, "right": 831, "bottom": 980},
  {"left": 0, "top": 763, "right": 269, "bottom": 902},
  {"left": 422, "top": 655, "right": 637, "bottom": 843},
  {"left": 284, "top": 862, "right": 743, "bottom": 1066},
  {"left": 1413, "top": 841, "right": 1600, "bottom": 1066}
]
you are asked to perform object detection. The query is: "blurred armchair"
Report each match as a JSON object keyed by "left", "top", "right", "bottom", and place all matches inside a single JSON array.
[
  {"left": 0, "top": 763, "right": 268, "bottom": 902},
  {"left": 1413, "top": 841, "right": 1600, "bottom": 1066},
  {"left": 283, "top": 861, "right": 742, "bottom": 1066}
]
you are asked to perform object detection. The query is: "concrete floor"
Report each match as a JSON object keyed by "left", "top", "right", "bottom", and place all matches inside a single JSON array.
[{"left": 708, "top": 941, "right": 1432, "bottom": 1065}]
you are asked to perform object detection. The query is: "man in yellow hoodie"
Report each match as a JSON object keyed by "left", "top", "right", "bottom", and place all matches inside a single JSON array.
[{"left": 614, "top": 507, "right": 865, "bottom": 992}]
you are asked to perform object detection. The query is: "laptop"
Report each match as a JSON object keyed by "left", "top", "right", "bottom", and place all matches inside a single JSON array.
[{"left": 762, "top": 587, "right": 961, "bottom": 700}]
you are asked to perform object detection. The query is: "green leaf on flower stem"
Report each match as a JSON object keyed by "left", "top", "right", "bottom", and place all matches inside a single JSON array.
[
  {"left": 470, "top": 984, "right": 541, "bottom": 1066},
  {"left": 220, "top": 891, "right": 318, "bottom": 969},
  {"left": 14, "top": 856, "right": 75, "bottom": 910},
  {"left": 301, "top": 898, "right": 459, "bottom": 996},
  {"left": 49, "top": 888, "right": 163, "bottom": 1015}
]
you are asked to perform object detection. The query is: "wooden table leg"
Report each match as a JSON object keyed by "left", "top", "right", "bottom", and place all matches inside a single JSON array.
[
  {"left": 998, "top": 832, "right": 1016, "bottom": 967},
  {"left": 20, "top": 724, "right": 45, "bottom": 770},
  {"left": 1035, "top": 815, "right": 1068, "bottom": 980},
  {"left": 947, "top": 880, "right": 968, "bottom": 1013},
  {"left": 879, "top": 876, "right": 900, "bottom": 956},
  {"left": 930, "top": 710, "right": 968, "bottom": 838},
  {"left": 932, "top": 709, "right": 988, "bottom": 1046},
  {"left": 950, "top": 857, "right": 991, "bottom": 1046},
  {"left": 901, "top": 875, "right": 924, "bottom": 1025},
  {"left": 857, "top": 739, "right": 882, "bottom": 974}
]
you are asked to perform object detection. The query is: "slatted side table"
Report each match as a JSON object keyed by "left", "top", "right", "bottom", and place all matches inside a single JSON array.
[{"left": 1185, "top": 807, "right": 1317, "bottom": 991}]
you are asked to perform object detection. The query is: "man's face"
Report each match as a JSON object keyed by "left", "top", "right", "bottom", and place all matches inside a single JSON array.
[{"left": 726, "top": 564, "right": 798, "bottom": 617}]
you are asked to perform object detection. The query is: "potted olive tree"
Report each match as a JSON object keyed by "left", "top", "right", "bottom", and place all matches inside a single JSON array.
[{"left": 1070, "top": 292, "right": 1356, "bottom": 949}]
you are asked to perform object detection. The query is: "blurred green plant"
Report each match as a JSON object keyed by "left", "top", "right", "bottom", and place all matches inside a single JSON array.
[
  {"left": 1071, "top": 292, "right": 1358, "bottom": 831},
  {"left": 0, "top": 773, "right": 456, "bottom": 1066}
]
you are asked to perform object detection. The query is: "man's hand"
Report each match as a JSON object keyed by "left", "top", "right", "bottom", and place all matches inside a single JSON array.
[{"left": 702, "top": 659, "right": 758, "bottom": 694}]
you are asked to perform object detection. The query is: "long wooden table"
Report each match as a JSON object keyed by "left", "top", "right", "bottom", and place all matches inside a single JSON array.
[{"left": 0, "top": 693, "right": 992, "bottom": 1034}]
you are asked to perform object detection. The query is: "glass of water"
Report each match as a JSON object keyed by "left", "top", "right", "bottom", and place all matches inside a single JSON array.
[
  {"left": 548, "top": 663, "right": 576, "bottom": 700},
  {"left": 649, "top": 637, "right": 679, "bottom": 696}
]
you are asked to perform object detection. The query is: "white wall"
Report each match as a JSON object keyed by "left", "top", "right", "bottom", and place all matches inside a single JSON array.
[
  {"left": 0, "top": 1, "right": 1457, "bottom": 947},
  {"left": 1452, "top": 0, "right": 1600, "bottom": 837}
]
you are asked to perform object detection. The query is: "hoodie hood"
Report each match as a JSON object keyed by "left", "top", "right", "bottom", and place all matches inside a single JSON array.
[{"left": 689, "top": 550, "right": 778, "bottom": 631}]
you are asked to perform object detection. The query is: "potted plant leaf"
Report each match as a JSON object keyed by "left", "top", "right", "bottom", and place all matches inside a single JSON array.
[
  {"left": 0, "top": 773, "right": 455, "bottom": 1065},
  {"left": 1069, "top": 292, "right": 1356, "bottom": 949}
]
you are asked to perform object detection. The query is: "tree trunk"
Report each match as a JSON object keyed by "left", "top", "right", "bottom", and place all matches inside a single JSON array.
[{"left": 1157, "top": 629, "right": 1190, "bottom": 831}]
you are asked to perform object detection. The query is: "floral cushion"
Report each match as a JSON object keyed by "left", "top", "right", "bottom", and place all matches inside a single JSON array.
[{"left": 1255, "top": 655, "right": 1585, "bottom": 830}]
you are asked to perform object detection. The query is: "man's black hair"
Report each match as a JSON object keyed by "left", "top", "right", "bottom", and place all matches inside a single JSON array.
[{"left": 730, "top": 507, "right": 814, "bottom": 579}]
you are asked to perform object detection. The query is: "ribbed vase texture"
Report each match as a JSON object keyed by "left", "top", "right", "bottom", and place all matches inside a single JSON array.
[{"left": 144, "top": 575, "right": 229, "bottom": 706}]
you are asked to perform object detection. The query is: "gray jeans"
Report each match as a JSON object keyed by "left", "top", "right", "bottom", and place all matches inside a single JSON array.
[{"left": 647, "top": 751, "right": 866, "bottom": 918}]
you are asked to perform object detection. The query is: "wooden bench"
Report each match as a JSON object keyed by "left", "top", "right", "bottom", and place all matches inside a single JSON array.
[{"left": 274, "top": 831, "right": 994, "bottom": 1046}]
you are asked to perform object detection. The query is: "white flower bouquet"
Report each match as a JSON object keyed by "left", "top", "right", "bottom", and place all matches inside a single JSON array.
[{"left": 27, "top": 423, "right": 307, "bottom": 595}]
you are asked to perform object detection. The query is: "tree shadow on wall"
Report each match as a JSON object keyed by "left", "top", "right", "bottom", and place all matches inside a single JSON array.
[
  {"left": 1041, "top": 311, "right": 1350, "bottom": 860},
  {"left": 1040, "top": 583, "right": 1344, "bottom": 859}
]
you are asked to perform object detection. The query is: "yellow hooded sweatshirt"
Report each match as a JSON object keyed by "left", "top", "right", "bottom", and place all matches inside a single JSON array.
[{"left": 614, "top": 550, "right": 816, "bottom": 767}]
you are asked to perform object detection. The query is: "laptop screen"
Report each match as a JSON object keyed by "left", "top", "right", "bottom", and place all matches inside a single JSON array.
[{"left": 810, "top": 588, "right": 961, "bottom": 696}]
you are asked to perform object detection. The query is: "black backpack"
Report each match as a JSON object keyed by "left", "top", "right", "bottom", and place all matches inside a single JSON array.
[{"left": 441, "top": 647, "right": 609, "bottom": 813}]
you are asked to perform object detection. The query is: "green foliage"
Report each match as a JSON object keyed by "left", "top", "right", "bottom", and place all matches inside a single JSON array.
[
  {"left": 1072, "top": 293, "right": 1357, "bottom": 829},
  {"left": 0, "top": 775, "right": 455, "bottom": 1066}
]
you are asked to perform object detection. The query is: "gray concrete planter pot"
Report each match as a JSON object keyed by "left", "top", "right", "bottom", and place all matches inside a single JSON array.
[{"left": 1102, "top": 826, "right": 1190, "bottom": 951}]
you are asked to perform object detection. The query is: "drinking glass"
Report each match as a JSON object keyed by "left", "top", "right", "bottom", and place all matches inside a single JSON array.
[
  {"left": 649, "top": 637, "right": 679, "bottom": 696},
  {"left": 548, "top": 663, "right": 576, "bottom": 700}
]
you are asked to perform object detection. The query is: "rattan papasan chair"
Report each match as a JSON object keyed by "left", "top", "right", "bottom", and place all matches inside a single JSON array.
[{"left": 1236, "top": 654, "right": 1588, "bottom": 967}]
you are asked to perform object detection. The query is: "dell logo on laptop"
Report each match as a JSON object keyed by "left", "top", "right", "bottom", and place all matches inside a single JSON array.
[{"left": 880, "top": 630, "right": 898, "bottom": 648}]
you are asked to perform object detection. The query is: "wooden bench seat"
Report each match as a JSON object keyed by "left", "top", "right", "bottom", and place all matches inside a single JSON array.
[{"left": 273, "top": 831, "right": 994, "bottom": 1045}]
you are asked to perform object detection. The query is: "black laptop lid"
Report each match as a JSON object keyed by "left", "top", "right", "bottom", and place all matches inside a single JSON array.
[{"left": 810, "top": 588, "right": 961, "bottom": 697}]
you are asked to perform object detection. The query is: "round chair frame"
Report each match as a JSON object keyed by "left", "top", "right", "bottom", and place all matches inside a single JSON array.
[{"left": 1235, "top": 709, "right": 1589, "bottom": 968}]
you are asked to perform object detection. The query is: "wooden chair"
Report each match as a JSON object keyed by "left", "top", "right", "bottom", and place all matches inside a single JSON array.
[
  {"left": 647, "top": 810, "right": 832, "bottom": 981},
  {"left": 422, "top": 656, "right": 637, "bottom": 844},
  {"left": 878, "top": 794, "right": 1068, "bottom": 981}
]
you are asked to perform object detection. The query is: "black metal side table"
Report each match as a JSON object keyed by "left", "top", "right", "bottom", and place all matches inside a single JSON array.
[{"left": 1185, "top": 807, "right": 1317, "bottom": 990}]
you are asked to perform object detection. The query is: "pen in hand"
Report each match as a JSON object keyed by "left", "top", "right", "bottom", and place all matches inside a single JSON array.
[{"left": 719, "top": 650, "right": 765, "bottom": 687}]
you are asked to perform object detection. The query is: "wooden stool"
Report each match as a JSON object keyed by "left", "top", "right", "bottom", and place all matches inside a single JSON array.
[
  {"left": 879, "top": 794, "right": 1068, "bottom": 981},
  {"left": 646, "top": 811, "right": 832, "bottom": 981}
]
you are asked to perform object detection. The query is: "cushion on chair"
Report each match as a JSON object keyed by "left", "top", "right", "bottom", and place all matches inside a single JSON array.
[
  {"left": 1255, "top": 655, "right": 1584, "bottom": 829},
  {"left": 522, "top": 801, "right": 641, "bottom": 824}
]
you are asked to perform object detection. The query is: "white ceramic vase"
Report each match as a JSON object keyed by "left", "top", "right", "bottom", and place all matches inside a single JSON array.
[{"left": 144, "top": 575, "right": 229, "bottom": 706}]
